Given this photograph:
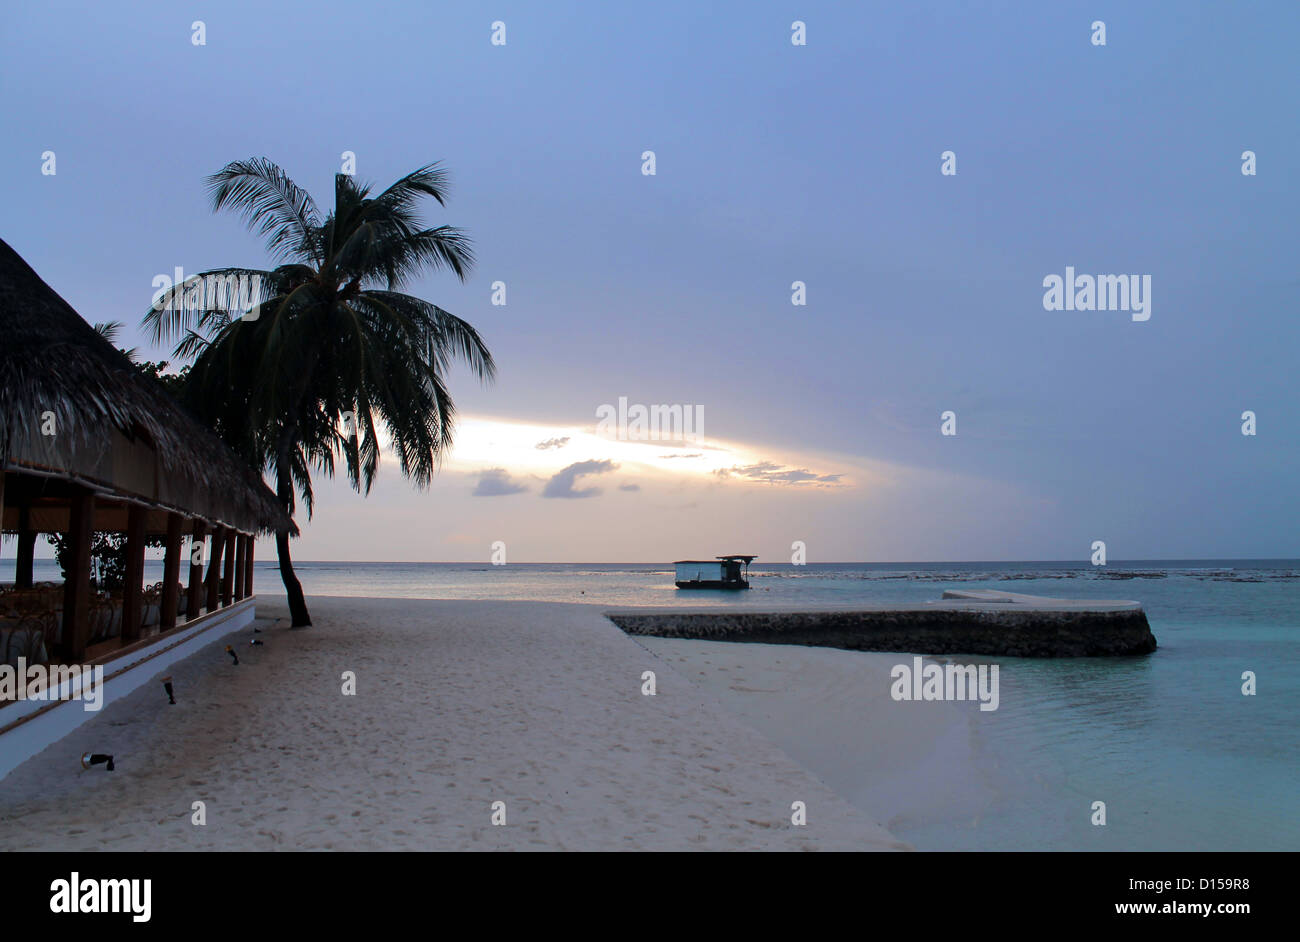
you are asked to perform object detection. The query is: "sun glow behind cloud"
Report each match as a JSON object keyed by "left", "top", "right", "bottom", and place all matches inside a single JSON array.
[
  {"left": 304, "top": 412, "right": 1060, "bottom": 562},
  {"left": 434, "top": 415, "right": 850, "bottom": 490}
]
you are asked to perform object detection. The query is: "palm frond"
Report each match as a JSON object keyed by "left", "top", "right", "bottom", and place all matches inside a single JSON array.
[
  {"left": 142, "top": 267, "right": 273, "bottom": 345},
  {"left": 92, "top": 321, "right": 123, "bottom": 344},
  {"left": 362, "top": 291, "right": 495, "bottom": 382},
  {"left": 373, "top": 163, "right": 453, "bottom": 210},
  {"left": 207, "top": 158, "right": 321, "bottom": 263}
]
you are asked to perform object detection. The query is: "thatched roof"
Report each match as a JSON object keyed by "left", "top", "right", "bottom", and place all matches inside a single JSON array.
[{"left": 0, "top": 237, "right": 295, "bottom": 535}]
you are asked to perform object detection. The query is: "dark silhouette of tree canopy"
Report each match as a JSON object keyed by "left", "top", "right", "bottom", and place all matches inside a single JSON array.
[{"left": 144, "top": 158, "right": 494, "bottom": 625}]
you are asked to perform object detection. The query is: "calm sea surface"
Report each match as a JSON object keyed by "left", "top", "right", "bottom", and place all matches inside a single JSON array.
[{"left": 14, "top": 557, "right": 1299, "bottom": 850}]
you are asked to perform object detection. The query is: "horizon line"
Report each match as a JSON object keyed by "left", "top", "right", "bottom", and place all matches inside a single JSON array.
[
  {"left": 248, "top": 556, "right": 1300, "bottom": 565},
  {"left": 10, "top": 555, "right": 1299, "bottom": 566}
]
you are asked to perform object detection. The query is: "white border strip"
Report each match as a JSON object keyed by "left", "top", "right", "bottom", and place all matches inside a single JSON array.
[{"left": 0, "top": 599, "right": 256, "bottom": 781}]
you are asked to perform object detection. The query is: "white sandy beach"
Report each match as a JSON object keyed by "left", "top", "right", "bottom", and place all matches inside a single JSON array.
[
  {"left": 0, "top": 596, "right": 914, "bottom": 851},
  {"left": 635, "top": 637, "right": 1002, "bottom": 841}
]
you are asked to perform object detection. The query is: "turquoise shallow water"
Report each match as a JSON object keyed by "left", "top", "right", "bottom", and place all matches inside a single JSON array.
[{"left": 10, "top": 557, "right": 1298, "bottom": 850}]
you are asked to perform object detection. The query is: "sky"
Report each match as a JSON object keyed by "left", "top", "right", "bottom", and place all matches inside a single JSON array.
[{"left": 2, "top": 1, "right": 1297, "bottom": 563}]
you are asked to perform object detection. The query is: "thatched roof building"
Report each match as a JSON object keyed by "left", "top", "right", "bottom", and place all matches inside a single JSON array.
[
  {"left": 0, "top": 238, "right": 290, "bottom": 535},
  {"left": 0, "top": 237, "right": 291, "bottom": 664}
]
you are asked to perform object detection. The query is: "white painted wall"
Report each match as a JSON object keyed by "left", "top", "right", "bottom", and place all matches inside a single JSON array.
[{"left": 0, "top": 599, "right": 257, "bottom": 780}]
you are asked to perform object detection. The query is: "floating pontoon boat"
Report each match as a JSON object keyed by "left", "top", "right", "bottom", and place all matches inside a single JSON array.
[{"left": 673, "top": 555, "right": 756, "bottom": 590}]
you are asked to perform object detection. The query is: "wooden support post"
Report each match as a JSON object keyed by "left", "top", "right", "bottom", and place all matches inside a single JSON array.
[
  {"left": 187, "top": 520, "right": 207, "bottom": 621},
  {"left": 222, "top": 530, "right": 236, "bottom": 606},
  {"left": 121, "top": 504, "right": 147, "bottom": 642},
  {"left": 160, "top": 512, "right": 183, "bottom": 630},
  {"left": 244, "top": 537, "right": 255, "bottom": 596},
  {"left": 234, "top": 534, "right": 247, "bottom": 600},
  {"left": 15, "top": 504, "right": 36, "bottom": 589},
  {"left": 206, "top": 525, "right": 226, "bottom": 612},
  {"left": 61, "top": 489, "right": 94, "bottom": 662}
]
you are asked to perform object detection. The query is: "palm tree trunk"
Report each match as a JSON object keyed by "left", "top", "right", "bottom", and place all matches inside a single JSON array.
[
  {"left": 275, "top": 446, "right": 311, "bottom": 627},
  {"left": 276, "top": 527, "right": 310, "bottom": 627}
]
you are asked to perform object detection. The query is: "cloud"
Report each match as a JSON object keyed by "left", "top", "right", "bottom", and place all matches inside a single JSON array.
[
  {"left": 535, "top": 436, "right": 570, "bottom": 450},
  {"left": 713, "top": 461, "right": 845, "bottom": 488},
  {"left": 543, "top": 459, "right": 618, "bottom": 499},
  {"left": 619, "top": 483, "right": 641, "bottom": 491},
  {"left": 472, "top": 468, "right": 530, "bottom": 496},
  {"left": 659, "top": 453, "right": 703, "bottom": 459}
]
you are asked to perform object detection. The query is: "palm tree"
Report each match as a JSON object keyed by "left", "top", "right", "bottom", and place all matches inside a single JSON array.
[
  {"left": 144, "top": 158, "right": 495, "bottom": 626},
  {"left": 92, "top": 321, "right": 138, "bottom": 362}
]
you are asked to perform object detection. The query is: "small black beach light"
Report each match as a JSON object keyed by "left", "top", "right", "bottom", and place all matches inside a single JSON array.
[
  {"left": 249, "top": 638, "right": 264, "bottom": 646},
  {"left": 225, "top": 645, "right": 239, "bottom": 665},
  {"left": 162, "top": 676, "right": 175, "bottom": 704},
  {"left": 80, "top": 752, "right": 115, "bottom": 772}
]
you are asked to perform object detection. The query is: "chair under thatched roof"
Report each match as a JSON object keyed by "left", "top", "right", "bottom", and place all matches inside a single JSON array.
[{"left": 0, "top": 236, "right": 293, "bottom": 536}]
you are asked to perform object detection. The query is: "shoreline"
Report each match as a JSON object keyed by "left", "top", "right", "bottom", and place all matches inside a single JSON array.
[
  {"left": 0, "top": 596, "right": 910, "bottom": 851},
  {"left": 633, "top": 636, "right": 998, "bottom": 844}
]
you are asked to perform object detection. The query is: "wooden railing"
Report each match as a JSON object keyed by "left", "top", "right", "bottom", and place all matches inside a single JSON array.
[{"left": 1, "top": 580, "right": 202, "bottom": 668}]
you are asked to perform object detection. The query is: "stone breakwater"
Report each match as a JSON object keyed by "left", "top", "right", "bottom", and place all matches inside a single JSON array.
[{"left": 607, "top": 596, "right": 1157, "bottom": 658}]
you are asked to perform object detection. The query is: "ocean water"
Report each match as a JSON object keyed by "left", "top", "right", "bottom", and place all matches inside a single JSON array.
[{"left": 10, "top": 557, "right": 1298, "bottom": 851}]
